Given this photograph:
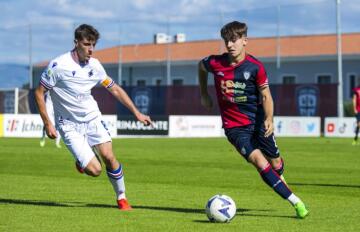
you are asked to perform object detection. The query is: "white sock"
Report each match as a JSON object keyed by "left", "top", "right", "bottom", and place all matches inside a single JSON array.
[
  {"left": 287, "top": 193, "right": 301, "bottom": 206},
  {"left": 106, "top": 164, "right": 126, "bottom": 200}
]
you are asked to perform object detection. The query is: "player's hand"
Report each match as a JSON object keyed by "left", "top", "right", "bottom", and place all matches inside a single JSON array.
[
  {"left": 201, "top": 94, "right": 213, "bottom": 110},
  {"left": 45, "top": 123, "right": 58, "bottom": 139},
  {"left": 264, "top": 118, "right": 274, "bottom": 137},
  {"left": 136, "top": 112, "right": 153, "bottom": 127}
]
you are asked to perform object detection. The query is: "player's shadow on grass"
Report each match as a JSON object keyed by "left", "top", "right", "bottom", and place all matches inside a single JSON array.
[
  {"left": 290, "top": 182, "right": 360, "bottom": 188},
  {"left": 193, "top": 209, "right": 294, "bottom": 223},
  {"left": 86, "top": 203, "right": 258, "bottom": 215},
  {"left": 0, "top": 198, "right": 73, "bottom": 207},
  {"left": 0, "top": 198, "right": 265, "bottom": 216}
]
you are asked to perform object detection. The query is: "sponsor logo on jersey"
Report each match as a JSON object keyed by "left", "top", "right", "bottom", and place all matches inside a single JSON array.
[
  {"left": 221, "top": 80, "right": 246, "bottom": 94},
  {"left": 72, "top": 71, "right": 76, "bottom": 77},
  {"left": 51, "top": 62, "right": 57, "bottom": 68}
]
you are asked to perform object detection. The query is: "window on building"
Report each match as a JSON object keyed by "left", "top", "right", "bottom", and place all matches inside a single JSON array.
[
  {"left": 151, "top": 78, "right": 162, "bottom": 86},
  {"left": 282, "top": 75, "right": 296, "bottom": 84},
  {"left": 137, "top": 80, "right": 146, "bottom": 86},
  {"left": 317, "top": 75, "right": 331, "bottom": 84},
  {"left": 172, "top": 79, "right": 184, "bottom": 86}
]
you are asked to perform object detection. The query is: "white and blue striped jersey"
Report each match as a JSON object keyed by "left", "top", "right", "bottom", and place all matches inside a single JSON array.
[{"left": 40, "top": 51, "right": 114, "bottom": 123}]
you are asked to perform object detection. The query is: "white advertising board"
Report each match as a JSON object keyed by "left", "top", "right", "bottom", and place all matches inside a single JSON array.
[
  {"left": 169, "top": 115, "right": 224, "bottom": 137},
  {"left": 273, "top": 116, "right": 321, "bottom": 137},
  {"left": 3, "top": 114, "right": 43, "bottom": 137},
  {"left": 324, "top": 117, "right": 357, "bottom": 137},
  {"left": 2, "top": 114, "right": 118, "bottom": 138}
]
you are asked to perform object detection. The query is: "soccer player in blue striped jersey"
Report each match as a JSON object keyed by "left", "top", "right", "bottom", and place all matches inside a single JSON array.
[{"left": 35, "top": 24, "right": 153, "bottom": 210}]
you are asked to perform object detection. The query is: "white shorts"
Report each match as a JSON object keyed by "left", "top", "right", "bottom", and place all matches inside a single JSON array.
[{"left": 58, "top": 117, "right": 112, "bottom": 168}]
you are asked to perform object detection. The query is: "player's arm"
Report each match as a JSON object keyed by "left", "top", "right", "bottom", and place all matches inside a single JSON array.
[
  {"left": 353, "top": 93, "right": 358, "bottom": 114},
  {"left": 104, "top": 80, "right": 152, "bottom": 126},
  {"left": 34, "top": 85, "right": 57, "bottom": 139},
  {"left": 259, "top": 86, "right": 274, "bottom": 137},
  {"left": 198, "top": 61, "right": 213, "bottom": 109}
]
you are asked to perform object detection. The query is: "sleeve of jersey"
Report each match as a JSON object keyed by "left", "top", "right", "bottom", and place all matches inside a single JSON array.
[
  {"left": 95, "top": 61, "right": 114, "bottom": 88},
  {"left": 256, "top": 64, "right": 269, "bottom": 88},
  {"left": 101, "top": 77, "right": 115, "bottom": 88},
  {"left": 201, "top": 56, "right": 214, "bottom": 73},
  {"left": 39, "top": 62, "right": 58, "bottom": 90}
]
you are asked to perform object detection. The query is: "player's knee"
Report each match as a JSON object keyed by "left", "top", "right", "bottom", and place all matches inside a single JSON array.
[
  {"left": 86, "top": 167, "right": 102, "bottom": 177},
  {"left": 101, "top": 153, "right": 117, "bottom": 166},
  {"left": 248, "top": 150, "right": 268, "bottom": 170},
  {"left": 272, "top": 157, "right": 284, "bottom": 175},
  {"left": 85, "top": 161, "right": 102, "bottom": 177}
]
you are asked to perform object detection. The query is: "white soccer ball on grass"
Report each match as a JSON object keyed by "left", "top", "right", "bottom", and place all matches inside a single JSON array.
[{"left": 205, "top": 194, "right": 236, "bottom": 223}]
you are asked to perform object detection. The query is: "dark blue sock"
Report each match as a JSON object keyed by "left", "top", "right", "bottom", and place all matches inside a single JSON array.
[
  {"left": 260, "top": 164, "right": 292, "bottom": 199},
  {"left": 355, "top": 126, "right": 359, "bottom": 141}
]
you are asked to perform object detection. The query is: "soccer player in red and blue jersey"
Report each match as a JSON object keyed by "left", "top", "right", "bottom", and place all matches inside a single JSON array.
[
  {"left": 198, "top": 21, "right": 309, "bottom": 218},
  {"left": 352, "top": 85, "right": 360, "bottom": 145}
]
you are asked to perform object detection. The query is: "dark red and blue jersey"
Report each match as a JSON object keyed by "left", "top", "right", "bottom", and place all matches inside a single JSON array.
[{"left": 202, "top": 53, "right": 269, "bottom": 128}]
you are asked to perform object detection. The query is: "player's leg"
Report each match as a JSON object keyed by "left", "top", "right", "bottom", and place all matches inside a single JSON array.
[
  {"left": 225, "top": 126, "right": 289, "bottom": 197},
  {"left": 247, "top": 150, "right": 291, "bottom": 201},
  {"left": 248, "top": 149, "right": 308, "bottom": 218},
  {"left": 353, "top": 115, "right": 360, "bottom": 145},
  {"left": 40, "top": 126, "right": 46, "bottom": 147},
  {"left": 268, "top": 157, "right": 286, "bottom": 183},
  {"left": 256, "top": 126, "right": 286, "bottom": 182},
  {"left": 58, "top": 120, "right": 101, "bottom": 176},
  {"left": 225, "top": 126, "right": 308, "bottom": 218},
  {"left": 94, "top": 142, "right": 131, "bottom": 210},
  {"left": 82, "top": 157, "right": 102, "bottom": 176},
  {"left": 55, "top": 130, "right": 62, "bottom": 148},
  {"left": 88, "top": 118, "right": 131, "bottom": 210}
]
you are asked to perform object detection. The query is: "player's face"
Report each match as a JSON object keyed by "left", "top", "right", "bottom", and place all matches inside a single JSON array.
[
  {"left": 224, "top": 36, "right": 247, "bottom": 59},
  {"left": 75, "top": 38, "right": 96, "bottom": 62}
]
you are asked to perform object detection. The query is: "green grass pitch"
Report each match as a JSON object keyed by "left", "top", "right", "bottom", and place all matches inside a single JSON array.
[{"left": 0, "top": 137, "right": 359, "bottom": 231}]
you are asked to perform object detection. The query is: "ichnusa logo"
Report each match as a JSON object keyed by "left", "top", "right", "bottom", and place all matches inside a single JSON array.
[{"left": 6, "top": 119, "right": 19, "bottom": 132}]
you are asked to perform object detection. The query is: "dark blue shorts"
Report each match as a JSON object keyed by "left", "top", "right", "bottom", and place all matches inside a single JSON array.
[
  {"left": 224, "top": 124, "right": 280, "bottom": 160},
  {"left": 356, "top": 113, "right": 360, "bottom": 123}
]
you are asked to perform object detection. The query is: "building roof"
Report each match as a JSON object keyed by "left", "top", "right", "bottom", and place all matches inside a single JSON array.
[{"left": 37, "top": 33, "right": 360, "bottom": 66}]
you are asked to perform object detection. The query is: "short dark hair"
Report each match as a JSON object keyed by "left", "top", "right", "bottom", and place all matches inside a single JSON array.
[
  {"left": 221, "top": 21, "right": 247, "bottom": 41},
  {"left": 74, "top": 24, "right": 100, "bottom": 42}
]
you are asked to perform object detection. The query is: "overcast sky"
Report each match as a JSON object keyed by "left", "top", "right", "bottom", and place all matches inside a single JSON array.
[{"left": 0, "top": 0, "right": 359, "bottom": 64}]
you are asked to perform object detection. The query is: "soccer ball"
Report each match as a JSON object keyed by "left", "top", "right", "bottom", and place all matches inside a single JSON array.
[{"left": 205, "top": 194, "right": 236, "bottom": 223}]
